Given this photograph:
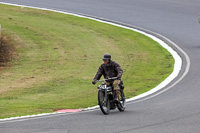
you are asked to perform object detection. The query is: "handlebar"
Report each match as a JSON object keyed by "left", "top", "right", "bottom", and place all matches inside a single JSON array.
[{"left": 96, "top": 77, "right": 118, "bottom": 82}]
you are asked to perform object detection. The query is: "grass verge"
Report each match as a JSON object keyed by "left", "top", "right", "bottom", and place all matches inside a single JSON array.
[{"left": 0, "top": 4, "right": 174, "bottom": 118}]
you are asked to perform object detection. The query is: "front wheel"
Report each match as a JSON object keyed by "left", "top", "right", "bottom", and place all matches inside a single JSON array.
[
  {"left": 117, "top": 89, "right": 126, "bottom": 112},
  {"left": 98, "top": 90, "right": 110, "bottom": 115}
]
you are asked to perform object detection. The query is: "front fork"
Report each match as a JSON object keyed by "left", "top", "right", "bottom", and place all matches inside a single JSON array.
[{"left": 104, "top": 85, "right": 108, "bottom": 102}]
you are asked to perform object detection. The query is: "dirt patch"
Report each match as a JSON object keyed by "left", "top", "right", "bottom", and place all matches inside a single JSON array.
[{"left": 0, "top": 35, "right": 16, "bottom": 70}]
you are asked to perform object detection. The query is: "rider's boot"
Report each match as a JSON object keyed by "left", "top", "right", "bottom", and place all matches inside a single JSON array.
[{"left": 114, "top": 90, "right": 119, "bottom": 103}]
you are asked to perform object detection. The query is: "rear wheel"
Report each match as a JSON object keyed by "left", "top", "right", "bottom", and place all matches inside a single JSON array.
[
  {"left": 117, "top": 90, "right": 126, "bottom": 112},
  {"left": 98, "top": 90, "right": 110, "bottom": 115}
]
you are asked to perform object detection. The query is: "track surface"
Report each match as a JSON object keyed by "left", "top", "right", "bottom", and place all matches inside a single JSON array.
[{"left": 0, "top": 0, "right": 200, "bottom": 133}]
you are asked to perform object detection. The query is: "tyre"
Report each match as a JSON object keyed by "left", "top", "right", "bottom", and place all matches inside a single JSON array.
[
  {"left": 117, "top": 89, "right": 126, "bottom": 112},
  {"left": 98, "top": 90, "right": 110, "bottom": 115}
]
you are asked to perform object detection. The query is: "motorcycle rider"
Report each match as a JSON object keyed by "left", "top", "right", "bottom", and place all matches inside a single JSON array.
[{"left": 92, "top": 53, "right": 123, "bottom": 102}]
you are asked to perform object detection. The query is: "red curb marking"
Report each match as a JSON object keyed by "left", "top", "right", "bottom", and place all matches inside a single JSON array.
[{"left": 56, "top": 109, "right": 82, "bottom": 113}]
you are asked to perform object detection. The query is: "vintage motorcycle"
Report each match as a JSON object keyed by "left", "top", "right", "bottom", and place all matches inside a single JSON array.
[{"left": 96, "top": 77, "right": 125, "bottom": 115}]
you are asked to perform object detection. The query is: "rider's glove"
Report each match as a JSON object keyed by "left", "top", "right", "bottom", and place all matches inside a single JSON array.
[{"left": 92, "top": 80, "right": 96, "bottom": 85}]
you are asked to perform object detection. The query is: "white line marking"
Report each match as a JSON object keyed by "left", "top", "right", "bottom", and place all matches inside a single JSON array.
[
  {"left": 126, "top": 34, "right": 190, "bottom": 104},
  {"left": 0, "top": 2, "right": 190, "bottom": 122}
]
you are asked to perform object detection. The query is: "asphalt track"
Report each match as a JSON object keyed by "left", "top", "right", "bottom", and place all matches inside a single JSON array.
[{"left": 0, "top": 0, "right": 200, "bottom": 133}]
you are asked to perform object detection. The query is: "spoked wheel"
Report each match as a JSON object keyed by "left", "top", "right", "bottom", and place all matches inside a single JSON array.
[
  {"left": 117, "top": 89, "right": 126, "bottom": 112},
  {"left": 98, "top": 90, "right": 110, "bottom": 115}
]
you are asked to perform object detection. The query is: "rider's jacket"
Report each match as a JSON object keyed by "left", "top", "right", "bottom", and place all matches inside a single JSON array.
[{"left": 93, "top": 60, "right": 123, "bottom": 81}]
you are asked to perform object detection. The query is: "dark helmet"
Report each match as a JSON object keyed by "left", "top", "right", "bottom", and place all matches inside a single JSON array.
[{"left": 102, "top": 53, "right": 111, "bottom": 60}]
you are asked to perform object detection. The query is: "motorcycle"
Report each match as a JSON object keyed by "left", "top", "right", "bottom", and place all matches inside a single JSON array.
[{"left": 96, "top": 77, "right": 126, "bottom": 115}]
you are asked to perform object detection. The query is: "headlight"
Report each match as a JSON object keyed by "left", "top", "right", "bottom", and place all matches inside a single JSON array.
[
  {"left": 98, "top": 85, "right": 102, "bottom": 89},
  {"left": 98, "top": 85, "right": 105, "bottom": 90}
]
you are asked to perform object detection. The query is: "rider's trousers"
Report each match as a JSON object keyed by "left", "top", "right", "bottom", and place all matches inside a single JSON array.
[{"left": 106, "top": 80, "right": 120, "bottom": 90}]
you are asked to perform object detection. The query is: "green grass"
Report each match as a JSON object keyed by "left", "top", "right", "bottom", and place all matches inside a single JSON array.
[{"left": 0, "top": 4, "right": 174, "bottom": 118}]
